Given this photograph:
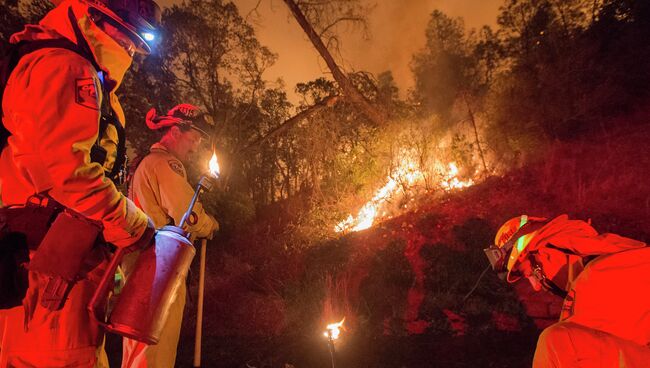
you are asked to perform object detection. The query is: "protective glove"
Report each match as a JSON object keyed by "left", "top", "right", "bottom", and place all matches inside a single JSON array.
[{"left": 125, "top": 217, "right": 156, "bottom": 252}]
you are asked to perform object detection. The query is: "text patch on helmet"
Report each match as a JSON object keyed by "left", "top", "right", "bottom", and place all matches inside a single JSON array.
[
  {"left": 75, "top": 78, "right": 99, "bottom": 110},
  {"left": 168, "top": 159, "right": 185, "bottom": 178},
  {"left": 496, "top": 228, "right": 516, "bottom": 247}
]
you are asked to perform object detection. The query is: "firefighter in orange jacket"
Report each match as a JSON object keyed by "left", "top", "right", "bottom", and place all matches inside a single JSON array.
[
  {"left": 122, "top": 104, "right": 218, "bottom": 367},
  {"left": 485, "top": 215, "right": 650, "bottom": 367},
  {"left": 0, "top": 0, "right": 160, "bottom": 366}
]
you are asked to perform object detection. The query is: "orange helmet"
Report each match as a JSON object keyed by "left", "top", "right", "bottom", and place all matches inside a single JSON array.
[{"left": 485, "top": 215, "right": 547, "bottom": 281}]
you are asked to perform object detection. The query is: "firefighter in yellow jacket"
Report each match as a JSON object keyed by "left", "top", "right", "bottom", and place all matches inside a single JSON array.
[
  {"left": 485, "top": 215, "right": 650, "bottom": 367},
  {"left": 122, "top": 104, "right": 219, "bottom": 367},
  {"left": 0, "top": 0, "right": 160, "bottom": 366}
]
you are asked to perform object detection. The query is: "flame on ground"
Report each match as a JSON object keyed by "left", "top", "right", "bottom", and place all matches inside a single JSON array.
[
  {"left": 335, "top": 161, "right": 474, "bottom": 233},
  {"left": 209, "top": 152, "right": 220, "bottom": 178},
  {"left": 323, "top": 318, "right": 345, "bottom": 340},
  {"left": 335, "top": 159, "right": 423, "bottom": 233},
  {"left": 440, "top": 163, "right": 474, "bottom": 190}
]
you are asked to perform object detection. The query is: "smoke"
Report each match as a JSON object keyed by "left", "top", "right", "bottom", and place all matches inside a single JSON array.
[
  {"left": 340, "top": 0, "right": 501, "bottom": 98},
  {"left": 158, "top": 0, "right": 501, "bottom": 104}
]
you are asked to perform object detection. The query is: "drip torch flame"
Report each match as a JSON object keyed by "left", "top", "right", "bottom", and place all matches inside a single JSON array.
[
  {"left": 209, "top": 152, "right": 220, "bottom": 178},
  {"left": 323, "top": 318, "right": 345, "bottom": 340}
]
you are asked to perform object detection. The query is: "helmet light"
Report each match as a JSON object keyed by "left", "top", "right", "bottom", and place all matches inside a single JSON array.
[{"left": 142, "top": 32, "right": 155, "bottom": 42}]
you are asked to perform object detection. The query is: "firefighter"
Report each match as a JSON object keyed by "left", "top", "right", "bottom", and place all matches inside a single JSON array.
[
  {"left": 122, "top": 103, "right": 218, "bottom": 367},
  {"left": 0, "top": 0, "right": 160, "bottom": 366},
  {"left": 485, "top": 214, "right": 650, "bottom": 367}
]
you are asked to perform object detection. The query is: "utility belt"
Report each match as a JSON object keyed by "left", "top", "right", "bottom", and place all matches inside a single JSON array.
[{"left": 0, "top": 196, "right": 106, "bottom": 311}]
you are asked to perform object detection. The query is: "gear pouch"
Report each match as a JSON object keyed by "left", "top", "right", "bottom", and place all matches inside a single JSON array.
[{"left": 29, "top": 210, "right": 101, "bottom": 310}]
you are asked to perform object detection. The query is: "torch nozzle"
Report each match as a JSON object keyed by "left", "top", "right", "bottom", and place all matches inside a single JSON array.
[
  {"left": 198, "top": 175, "right": 216, "bottom": 191},
  {"left": 179, "top": 175, "right": 215, "bottom": 230}
]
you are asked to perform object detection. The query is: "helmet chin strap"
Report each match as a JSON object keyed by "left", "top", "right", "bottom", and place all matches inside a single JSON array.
[
  {"left": 530, "top": 255, "right": 568, "bottom": 299},
  {"left": 541, "top": 278, "right": 569, "bottom": 299}
]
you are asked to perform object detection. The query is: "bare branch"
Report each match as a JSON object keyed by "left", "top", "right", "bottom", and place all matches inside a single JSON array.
[
  {"left": 318, "top": 16, "right": 365, "bottom": 38},
  {"left": 241, "top": 95, "right": 340, "bottom": 153},
  {"left": 245, "top": 0, "right": 264, "bottom": 24}
]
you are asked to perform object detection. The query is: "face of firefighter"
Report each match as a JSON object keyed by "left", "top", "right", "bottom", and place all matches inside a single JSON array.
[
  {"left": 514, "top": 249, "right": 572, "bottom": 293},
  {"left": 512, "top": 257, "right": 544, "bottom": 291},
  {"left": 94, "top": 16, "right": 138, "bottom": 57},
  {"left": 167, "top": 126, "right": 203, "bottom": 163}
]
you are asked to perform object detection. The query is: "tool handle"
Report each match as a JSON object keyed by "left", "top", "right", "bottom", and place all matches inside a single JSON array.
[
  {"left": 193, "top": 238, "right": 208, "bottom": 367},
  {"left": 87, "top": 247, "right": 127, "bottom": 323}
]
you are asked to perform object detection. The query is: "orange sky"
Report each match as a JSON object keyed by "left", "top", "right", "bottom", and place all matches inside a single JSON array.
[{"left": 159, "top": 0, "right": 503, "bottom": 103}]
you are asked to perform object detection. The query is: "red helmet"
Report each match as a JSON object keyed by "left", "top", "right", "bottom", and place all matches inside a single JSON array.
[
  {"left": 86, "top": 0, "right": 161, "bottom": 54},
  {"left": 146, "top": 104, "right": 211, "bottom": 137}
]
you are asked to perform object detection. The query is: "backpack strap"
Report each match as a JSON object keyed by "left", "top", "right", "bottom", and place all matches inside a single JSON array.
[
  {"left": 66, "top": 7, "right": 128, "bottom": 184},
  {"left": 96, "top": 112, "right": 128, "bottom": 184}
]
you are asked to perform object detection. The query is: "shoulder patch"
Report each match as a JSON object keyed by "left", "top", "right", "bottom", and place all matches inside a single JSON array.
[
  {"left": 168, "top": 159, "right": 185, "bottom": 177},
  {"left": 75, "top": 78, "right": 99, "bottom": 110}
]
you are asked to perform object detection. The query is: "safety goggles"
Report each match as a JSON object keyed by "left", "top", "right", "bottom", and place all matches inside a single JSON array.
[{"left": 484, "top": 242, "right": 512, "bottom": 274}]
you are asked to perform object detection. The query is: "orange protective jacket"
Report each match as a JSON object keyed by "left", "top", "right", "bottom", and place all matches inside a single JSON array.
[
  {"left": 0, "top": 0, "right": 148, "bottom": 248},
  {"left": 527, "top": 215, "right": 650, "bottom": 366},
  {"left": 129, "top": 143, "right": 218, "bottom": 238},
  {"left": 1, "top": 2, "right": 148, "bottom": 366}
]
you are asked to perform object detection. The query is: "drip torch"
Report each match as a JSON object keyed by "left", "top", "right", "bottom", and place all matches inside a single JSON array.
[
  {"left": 88, "top": 152, "right": 220, "bottom": 347},
  {"left": 323, "top": 318, "right": 344, "bottom": 368}
]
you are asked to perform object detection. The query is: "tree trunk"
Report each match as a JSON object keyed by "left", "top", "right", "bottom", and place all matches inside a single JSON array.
[
  {"left": 282, "top": 0, "right": 387, "bottom": 126},
  {"left": 464, "top": 94, "right": 489, "bottom": 173}
]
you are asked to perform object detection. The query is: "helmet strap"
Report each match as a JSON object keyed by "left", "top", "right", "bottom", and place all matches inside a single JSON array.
[
  {"left": 529, "top": 254, "right": 568, "bottom": 299},
  {"left": 68, "top": 7, "right": 101, "bottom": 72}
]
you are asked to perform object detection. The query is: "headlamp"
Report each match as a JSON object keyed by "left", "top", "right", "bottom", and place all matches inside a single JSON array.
[
  {"left": 142, "top": 32, "right": 155, "bottom": 42},
  {"left": 484, "top": 243, "right": 511, "bottom": 274},
  {"left": 485, "top": 215, "right": 529, "bottom": 274}
]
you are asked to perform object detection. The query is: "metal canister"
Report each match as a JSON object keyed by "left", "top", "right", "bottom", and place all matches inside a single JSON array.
[{"left": 89, "top": 225, "right": 195, "bottom": 344}]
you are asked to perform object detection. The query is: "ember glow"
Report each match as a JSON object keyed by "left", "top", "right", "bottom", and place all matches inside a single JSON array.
[
  {"left": 335, "top": 159, "right": 424, "bottom": 233},
  {"left": 209, "top": 152, "right": 220, "bottom": 178},
  {"left": 323, "top": 318, "right": 345, "bottom": 340}
]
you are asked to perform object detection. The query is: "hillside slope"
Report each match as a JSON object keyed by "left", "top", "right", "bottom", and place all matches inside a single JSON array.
[{"left": 173, "top": 122, "right": 650, "bottom": 367}]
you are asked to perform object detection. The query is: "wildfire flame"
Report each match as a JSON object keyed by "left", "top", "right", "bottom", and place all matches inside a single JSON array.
[
  {"left": 323, "top": 318, "right": 345, "bottom": 340},
  {"left": 209, "top": 152, "right": 220, "bottom": 178},
  {"left": 440, "top": 163, "right": 473, "bottom": 190},
  {"left": 335, "top": 159, "right": 423, "bottom": 233},
  {"left": 335, "top": 160, "right": 474, "bottom": 233}
]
